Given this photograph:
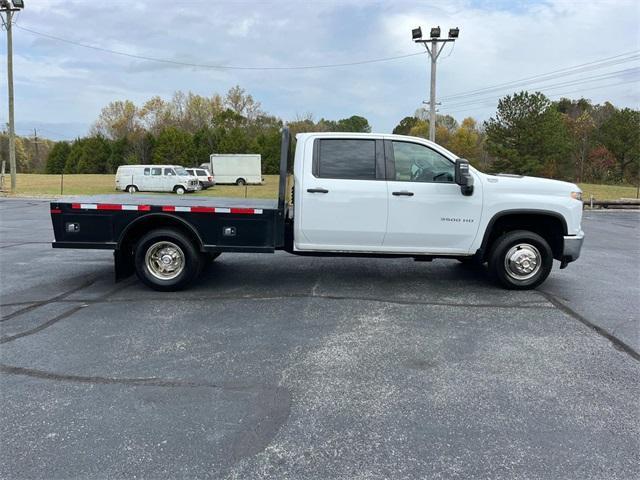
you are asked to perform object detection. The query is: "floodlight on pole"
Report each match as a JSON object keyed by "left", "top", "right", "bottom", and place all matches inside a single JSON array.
[
  {"left": 413, "top": 25, "right": 460, "bottom": 142},
  {"left": 11, "top": 0, "right": 25, "bottom": 8}
]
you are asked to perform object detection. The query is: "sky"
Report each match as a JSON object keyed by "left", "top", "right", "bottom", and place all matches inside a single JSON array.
[{"left": 1, "top": 0, "right": 639, "bottom": 140}]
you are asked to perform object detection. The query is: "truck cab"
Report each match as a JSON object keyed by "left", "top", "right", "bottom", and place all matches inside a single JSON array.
[
  {"left": 50, "top": 129, "right": 584, "bottom": 291},
  {"left": 291, "top": 132, "right": 583, "bottom": 288},
  {"left": 293, "top": 132, "right": 582, "bottom": 247}
]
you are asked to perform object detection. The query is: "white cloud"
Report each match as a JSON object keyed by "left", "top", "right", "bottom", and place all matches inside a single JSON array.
[{"left": 1, "top": 0, "right": 638, "bottom": 139}]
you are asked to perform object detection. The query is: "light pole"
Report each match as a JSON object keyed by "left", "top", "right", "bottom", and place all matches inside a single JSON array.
[
  {"left": 1, "top": 0, "right": 24, "bottom": 193},
  {"left": 412, "top": 26, "right": 459, "bottom": 142}
]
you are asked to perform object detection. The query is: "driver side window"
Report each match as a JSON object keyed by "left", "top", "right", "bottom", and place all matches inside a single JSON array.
[{"left": 392, "top": 141, "right": 454, "bottom": 183}]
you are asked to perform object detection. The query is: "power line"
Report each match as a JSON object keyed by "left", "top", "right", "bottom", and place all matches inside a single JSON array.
[
  {"left": 443, "top": 67, "right": 640, "bottom": 109},
  {"left": 440, "top": 50, "right": 640, "bottom": 101},
  {"left": 444, "top": 78, "right": 640, "bottom": 115},
  {"left": 443, "top": 56, "right": 640, "bottom": 103},
  {"left": 15, "top": 24, "right": 426, "bottom": 70},
  {"left": 7, "top": 125, "right": 70, "bottom": 138}
]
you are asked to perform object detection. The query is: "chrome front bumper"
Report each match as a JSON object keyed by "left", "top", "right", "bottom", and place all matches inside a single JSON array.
[{"left": 561, "top": 230, "right": 585, "bottom": 267}]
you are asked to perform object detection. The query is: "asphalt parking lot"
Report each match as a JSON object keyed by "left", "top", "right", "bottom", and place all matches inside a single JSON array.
[{"left": 1, "top": 198, "right": 638, "bottom": 480}]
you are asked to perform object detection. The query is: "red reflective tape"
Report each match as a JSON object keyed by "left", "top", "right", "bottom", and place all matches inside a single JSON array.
[
  {"left": 138, "top": 205, "right": 151, "bottom": 211},
  {"left": 230, "top": 208, "right": 255, "bottom": 214},
  {"left": 96, "top": 204, "right": 122, "bottom": 210},
  {"left": 50, "top": 209, "right": 62, "bottom": 214},
  {"left": 71, "top": 203, "right": 82, "bottom": 209},
  {"left": 190, "top": 206, "right": 215, "bottom": 213},
  {"left": 162, "top": 206, "right": 176, "bottom": 212}
]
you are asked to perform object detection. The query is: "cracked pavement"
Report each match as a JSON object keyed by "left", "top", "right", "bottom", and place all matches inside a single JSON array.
[{"left": 0, "top": 198, "right": 638, "bottom": 479}]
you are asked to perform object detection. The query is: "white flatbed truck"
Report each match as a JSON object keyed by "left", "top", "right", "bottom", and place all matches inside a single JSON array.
[{"left": 50, "top": 129, "right": 584, "bottom": 291}]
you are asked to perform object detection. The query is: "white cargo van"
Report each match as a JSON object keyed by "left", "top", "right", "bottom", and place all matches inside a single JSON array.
[
  {"left": 115, "top": 165, "right": 200, "bottom": 194},
  {"left": 207, "top": 154, "right": 262, "bottom": 185}
]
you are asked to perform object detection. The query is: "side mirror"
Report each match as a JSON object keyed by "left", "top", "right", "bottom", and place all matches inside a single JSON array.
[{"left": 455, "top": 159, "right": 474, "bottom": 196}]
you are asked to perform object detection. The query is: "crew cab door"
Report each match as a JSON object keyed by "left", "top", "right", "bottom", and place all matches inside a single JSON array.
[
  {"left": 384, "top": 140, "right": 482, "bottom": 253},
  {"left": 296, "top": 137, "right": 388, "bottom": 250}
]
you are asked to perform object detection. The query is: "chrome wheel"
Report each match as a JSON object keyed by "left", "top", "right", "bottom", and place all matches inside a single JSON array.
[
  {"left": 504, "top": 243, "right": 541, "bottom": 281},
  {"left": 144, "top": 241, "right": 185, "bottom": 280}
]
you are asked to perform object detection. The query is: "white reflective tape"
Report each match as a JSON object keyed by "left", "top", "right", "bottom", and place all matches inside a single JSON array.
[
  {"left": 174, "top": 206, "right": 191, "bottom": 212},
  {"left": 215, "top": 207, "right": 231, "bottom": 213},
  {"left": 254, "top": 209, "right": 263, "bottom": 214},
  {"left": 80, "top": 203, "right": 98, "bottom": 209},
  {"left": 121, "top": 205, "right": 138, "bottom": 211}
]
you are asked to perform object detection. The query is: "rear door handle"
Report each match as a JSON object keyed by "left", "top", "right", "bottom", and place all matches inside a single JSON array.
[
  {"left": 307, "top": 188, "right": 329, "bottom": 193},
  {"left": 392, "top": 191, "right": 414, "bottom": 196}
]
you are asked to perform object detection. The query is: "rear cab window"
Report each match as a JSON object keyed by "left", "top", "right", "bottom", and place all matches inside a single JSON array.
[{"left": 313, "top": 138, "right": 383, "bottom": 180}]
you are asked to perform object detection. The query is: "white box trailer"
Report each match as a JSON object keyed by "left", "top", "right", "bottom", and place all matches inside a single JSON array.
[{"left": 208, "top": 154, "right": 263, "bottom": 185}]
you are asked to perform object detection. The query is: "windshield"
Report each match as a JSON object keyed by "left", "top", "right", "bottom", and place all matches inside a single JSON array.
[{"left": 174, "top": 167, "right": 189, "bottom": 176}]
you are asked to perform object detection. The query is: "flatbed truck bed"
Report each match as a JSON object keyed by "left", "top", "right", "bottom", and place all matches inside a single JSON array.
[{"left": 51, "top": 194, "right": 282, "bottom": 252}]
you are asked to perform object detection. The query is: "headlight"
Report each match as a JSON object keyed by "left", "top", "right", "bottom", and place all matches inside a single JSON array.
[{"left": 571, "top": 191, "right": 583, "bottom": 201}]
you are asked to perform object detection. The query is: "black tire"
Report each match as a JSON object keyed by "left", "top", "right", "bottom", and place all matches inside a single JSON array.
[
  {"left": 488, "top": 230, "right": 553, "bottom": 290},
  {"left": 174, "top": 185, "right": 186, "bottom": 195},
  {"left": 236, "top": 178, "right": 246, "bottom": 186},
  {"left": 127, "top": 185, "right": 138, "bottom": 193},
  {"left": 134, "top": 228, "right": 202, "bottom": 291}
]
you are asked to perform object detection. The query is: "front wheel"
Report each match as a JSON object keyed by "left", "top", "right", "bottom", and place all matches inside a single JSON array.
[
  {"left": 127, "top": 185, "right": 138, "bottom": 193},
  {"left": 134, "top": 228, "right": 202, "bottom": 291},
  {"left": 488, "top": 230, "right": 553, "bottom": 290},
  {"left": 174, "top": 185, "right": 186, "bottom": 195}
]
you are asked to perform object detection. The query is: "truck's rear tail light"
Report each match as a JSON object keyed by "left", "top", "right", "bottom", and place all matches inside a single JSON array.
[
  {"left": 50, "top": 208, "right": 62, "bottom": 214},
  {"left": 208, "top": 176, "right": 212, "bottom": 182}
]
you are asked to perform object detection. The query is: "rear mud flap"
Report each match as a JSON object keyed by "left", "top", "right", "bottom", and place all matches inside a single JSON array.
[{"left": 114, "top": 250, "right": 134, "bottom": 282}]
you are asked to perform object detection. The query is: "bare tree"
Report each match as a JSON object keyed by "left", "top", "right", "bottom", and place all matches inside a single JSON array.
[{"left": 91, "top": 100, "right": 140, "bottom": 140}]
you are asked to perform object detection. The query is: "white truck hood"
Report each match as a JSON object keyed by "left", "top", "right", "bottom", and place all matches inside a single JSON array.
[
  {"left": 482, "top": 173, "right": 580, "bottom": 196},
  {"left": 477, "top": 172, "right": 583, "bottom": 235}
]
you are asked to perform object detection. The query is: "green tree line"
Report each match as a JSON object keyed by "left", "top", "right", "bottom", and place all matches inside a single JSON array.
[
  {"left": 29, "top": 85, "right": 640, "bottom": 184},
  {"left": 0, "top": 132, "right": 55, "bottom": 173},
  {"left": 42, "top": 86, "right": 371, "bottom": 176},
  {"left": 393, "top": 92, "right": 639, "bottom": 184}
]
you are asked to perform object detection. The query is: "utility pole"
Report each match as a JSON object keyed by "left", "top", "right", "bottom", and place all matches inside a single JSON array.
[
  {"left": 1, "top": 0, "right": 24, "bottom": 193},
  {"left": 412, "top": 26, "right": 459, "bottom": 142},
  {"left": 33, "top": 127, "right": 39, "bottom": 159}
]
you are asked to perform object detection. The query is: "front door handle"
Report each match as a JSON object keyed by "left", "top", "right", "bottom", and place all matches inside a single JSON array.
[
  {"left": 307, "top": 188, "right": 329, "bottom": 193},
  {"left": 392, "top": 191, "right": 414, "bottom": 196}
]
